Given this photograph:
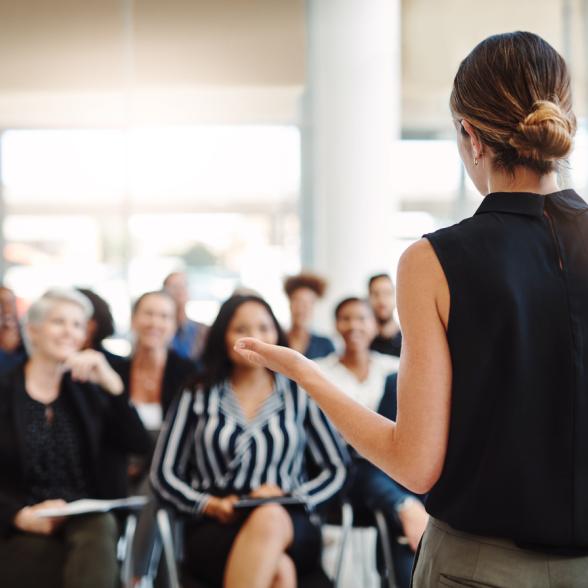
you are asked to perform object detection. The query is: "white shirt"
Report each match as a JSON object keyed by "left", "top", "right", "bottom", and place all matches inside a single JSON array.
[{"left": 315, "top": 352, "right": 400, "bottom": 412}]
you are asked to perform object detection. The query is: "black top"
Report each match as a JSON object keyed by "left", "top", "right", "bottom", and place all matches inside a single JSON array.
[
  {"left": 370, "top": 331, "right": 402, "bottom": 357},
  {"left": 112, "top": 349, "right": 199, "bottom": 417},
  {"left": 23, "top": 390, "right": 92, "bottom": 503},
  {"left": 425, "top": 190, "right": 588, "bottom": 552},
  {"left": 0, "top": 364, "right": 151, "bottom": 536}
]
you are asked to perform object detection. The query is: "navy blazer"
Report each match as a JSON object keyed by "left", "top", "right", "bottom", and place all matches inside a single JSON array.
[{"left": 0, "top": 364, "right": 151, "bottom": 536}]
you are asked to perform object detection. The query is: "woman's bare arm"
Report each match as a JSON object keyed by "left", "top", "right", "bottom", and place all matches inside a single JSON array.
[{"left": 235, "top": 239, "right": 452, "bottom": 493}]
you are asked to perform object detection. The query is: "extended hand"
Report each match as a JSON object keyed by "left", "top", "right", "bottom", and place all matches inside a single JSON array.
[
  {"left": 63, "top": 350, "right": 124, "bottom": 396},
  {"left": 234, "top": 338, "right": 314, "bottom": 383},
  {"left": 13, "top": 499, "right": 67, "bottom": 535},
  {"left": 203, "top": 495, "right": 239, "bottom": 524}
]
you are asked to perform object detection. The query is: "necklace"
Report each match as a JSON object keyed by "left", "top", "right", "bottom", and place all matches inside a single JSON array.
[{"left": 44, "top": 403, "right": 55, "bottom": 425}]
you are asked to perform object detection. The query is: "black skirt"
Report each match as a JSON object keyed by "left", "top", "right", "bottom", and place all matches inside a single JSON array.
[{"left": 183, "top": 506, "right": 322, "bottom": 587}]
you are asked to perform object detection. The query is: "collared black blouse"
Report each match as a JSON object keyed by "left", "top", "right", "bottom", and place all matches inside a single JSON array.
[{"left": 425, "top": 190, "right": 588, "bottom": 552}]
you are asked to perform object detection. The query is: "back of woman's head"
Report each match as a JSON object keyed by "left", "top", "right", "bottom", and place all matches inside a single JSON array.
[
  {"left": 451, "top": 31, "right": 576, "bottom": 174},
  {"left": 201, "top": 294, "right": 287, "bottom": 388}
]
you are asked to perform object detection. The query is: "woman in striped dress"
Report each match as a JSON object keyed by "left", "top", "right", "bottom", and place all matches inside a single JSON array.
[{"left": 151, "top": 294, "right": 348, "bottom": 588}]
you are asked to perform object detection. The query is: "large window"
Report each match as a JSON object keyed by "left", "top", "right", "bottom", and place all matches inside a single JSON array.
[
  {"left": 1, "top": 126, "right": 300, "bottom": 330},
  {"left": 3, "top": 123, "right": 587, "bottom": 336}
]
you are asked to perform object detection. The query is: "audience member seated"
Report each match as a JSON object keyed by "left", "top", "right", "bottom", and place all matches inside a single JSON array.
[
  {"left": 368, "top": 273, "right": 402, "bottom": 357},
  {"left": 76, "top": 287, "right": 123, "bottom": 366},
  {"left": 163, "top": 271, "right": 209, "bottom": 363},
  {"left": 0, "top": 289, "right": 150, "bottom": 588},
  {"left": 284, "top": 272, "right": 336, "bottom": 360},
  {"left": 151, "top": 294, "right": 348, "bottom": 588},
  {"left": 316, "top": 297, "right": 427, "bottom": 588},
  {"left": 0, "top": 285, "right": 27, "bottom": 374},
  {"left": 114, "top": 290, "right": 198, "bottom": 434},
  {"left": 113, "top": 290, "right": 199, "bottom": 582}
]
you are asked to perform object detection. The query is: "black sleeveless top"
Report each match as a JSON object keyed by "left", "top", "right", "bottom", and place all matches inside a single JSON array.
[{"left": 425, "top": 189, "right": 588, "bottom": 551}]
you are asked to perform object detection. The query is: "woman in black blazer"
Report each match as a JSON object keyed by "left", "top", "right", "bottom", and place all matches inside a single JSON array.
[
  {"left": 111, "top": 290, "right": 198, "bottom": 582},
  {"left": 113, "top": 290, "right": 198, "bottom": 420},
  {"left": 0, "top": 289, "right": 150, "bottom": 588}
]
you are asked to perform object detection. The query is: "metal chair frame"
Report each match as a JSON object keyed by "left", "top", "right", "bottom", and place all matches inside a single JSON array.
[{"left": 328, "top": 500, "right": 396, "bottom": 588}]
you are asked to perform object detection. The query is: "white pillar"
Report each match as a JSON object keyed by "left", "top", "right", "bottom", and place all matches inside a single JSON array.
[{"left": 301, "top": 0, "right": 401, "bottom": 328}]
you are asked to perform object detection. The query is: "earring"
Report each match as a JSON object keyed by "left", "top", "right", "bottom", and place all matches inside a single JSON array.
[{"left": 474, "top": 157, "right": 479, "bottom": 166}]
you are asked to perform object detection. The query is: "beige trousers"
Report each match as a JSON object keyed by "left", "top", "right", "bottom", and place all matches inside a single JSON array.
[{"left": 411, "top": 517, "right": 588, "bottom": 588}]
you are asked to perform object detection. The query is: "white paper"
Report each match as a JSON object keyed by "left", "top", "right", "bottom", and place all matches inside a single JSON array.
[
  {"left": 136, "top": 403, "right": 163, "bottom": 431},
  {"left": 35, "top": 496, "right": 149, "bottom": 518}
]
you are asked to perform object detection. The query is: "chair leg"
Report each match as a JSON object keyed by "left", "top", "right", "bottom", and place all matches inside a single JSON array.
[
  {"left": 373, "top": 510, "right": 396, "bottom": 588},
  {"left": 119, "top": 513, "right": 138, "bottom": 588},
  {"left": 156, "top": 509, "right": 181, "bottom": 588},
  {"left": 332, "top": 501, "right": 354, "bottom": 587}
]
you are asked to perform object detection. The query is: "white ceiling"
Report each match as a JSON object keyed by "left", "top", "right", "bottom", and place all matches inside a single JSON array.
[{"left": 0, "top": 0, "right": 583, "bottom": 130}]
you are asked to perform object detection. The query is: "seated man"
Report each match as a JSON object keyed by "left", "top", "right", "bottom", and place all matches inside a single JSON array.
[
  {"left": 0, "top": 289, "right": 150, "bottom": 588},
  {"left": 316, "top": 297, "right": 427, "bottom": 588}
]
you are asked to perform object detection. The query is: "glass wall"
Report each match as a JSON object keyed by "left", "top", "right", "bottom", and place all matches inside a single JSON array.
[
  {"left": 0, "top": 126, "right": 301, "bottom": 333},
  {"left": 2, "top": 122, "right": 587, "bottom": 342}
]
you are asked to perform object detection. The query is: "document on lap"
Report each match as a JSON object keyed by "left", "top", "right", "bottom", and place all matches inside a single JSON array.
[
  {"left": 234, "top": 496, "right": 307, "bottom": 510},
  {"left": 34, "top": 496, "right": 149, "bottom": 517}
]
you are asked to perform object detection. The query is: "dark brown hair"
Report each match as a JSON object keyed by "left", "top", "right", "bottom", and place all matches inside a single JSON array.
[
  {"left": 131, "top": 290, "right": 176, "bottom": 316},
  {"left": 334, "top": 297, "right": 373, "bottom": 319},
  {"left": 284, "top": 272, "right": 328, "bottom": 298},
  {"left": 200, "top": 295, "right": 287, "bottom": 387},
  {"left": 451, "top": 31, "right": 576, "bottom": 174}
]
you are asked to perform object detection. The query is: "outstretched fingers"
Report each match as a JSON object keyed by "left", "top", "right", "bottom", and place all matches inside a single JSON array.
[
  {"left": 234, "top": 337, "right": 310, "bottom": 382},
  {"left": 234, "top": 338, "right": 269, "bottom": 368}
]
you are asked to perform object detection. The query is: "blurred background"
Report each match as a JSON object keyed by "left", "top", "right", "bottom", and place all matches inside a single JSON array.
[{"left": 0, "top": 0, "right": 586, "bottom": 345}]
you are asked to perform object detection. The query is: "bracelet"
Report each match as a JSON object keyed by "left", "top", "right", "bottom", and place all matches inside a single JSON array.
[{"left": 394, "top": 496, "right": 420, "bottom": 514}]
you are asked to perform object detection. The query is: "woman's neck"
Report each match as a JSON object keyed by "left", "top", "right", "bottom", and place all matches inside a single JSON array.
[
  {"left": 486, "top": 169, "right": 559, "bottom": 196},
  {"left": 340, "top": 348, "right": 371, "bottom": 381},
  {"left": 25, "top": 356, "right": 63, "bottom": 402},
  {"left": 133, "top": 345, "right": 167, "bottom": 369},
  {"left": 231, "top": 364, "right": 273, "bottom": 391},
  {"left": 289, "top": 322, "right": 308, "bottom": 335},
  {"left": 288, "top": 325, "right": 310, "bottom": 353}
]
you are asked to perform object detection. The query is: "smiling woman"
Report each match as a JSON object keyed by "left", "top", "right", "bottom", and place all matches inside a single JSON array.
[
  {"left": 0, "top": 288, "right": 150, "bottom": 588},
  {"left": 151, "top": 294, "right": 348, "bottom": 588}
]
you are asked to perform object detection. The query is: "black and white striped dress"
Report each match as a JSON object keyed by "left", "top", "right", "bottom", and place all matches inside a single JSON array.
[{"left": 151, "top": 373, "right": 348, "bottom": 515}]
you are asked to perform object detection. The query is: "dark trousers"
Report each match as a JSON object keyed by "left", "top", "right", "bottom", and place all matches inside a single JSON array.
[
  {"left": 0, "top": 512, "right": 119, "bottom": 588},
  {"left": 348, "top": 459, "right": 419, "bottom": 588}
]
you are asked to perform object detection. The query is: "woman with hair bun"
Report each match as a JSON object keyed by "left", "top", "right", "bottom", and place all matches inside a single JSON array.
[{"left": 235, "top": 31, "right": 588, "bottom": 586}]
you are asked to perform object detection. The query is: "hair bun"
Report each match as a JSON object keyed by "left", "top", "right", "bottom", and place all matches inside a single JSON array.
[{"left": 509, "top": 100, "right": 574, "bottom": 161}]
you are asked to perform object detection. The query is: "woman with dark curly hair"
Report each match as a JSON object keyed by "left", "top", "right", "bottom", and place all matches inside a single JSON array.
[{"left": 284, "top": 272, "right": 335, "bottom": 360}]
